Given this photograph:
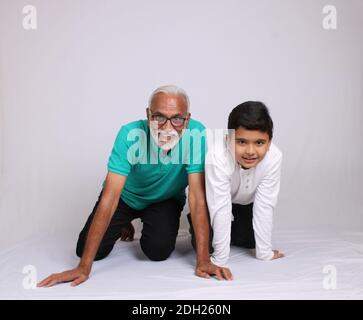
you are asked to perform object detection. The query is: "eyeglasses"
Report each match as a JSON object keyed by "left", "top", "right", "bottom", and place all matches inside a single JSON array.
[{"left": 149, "top": 111, "right": 187, "bottom": 127}]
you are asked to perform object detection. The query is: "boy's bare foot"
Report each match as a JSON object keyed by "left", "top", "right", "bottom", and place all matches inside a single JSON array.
[{"left": 272, "top": 249, "right": 285, "bottom": 260}]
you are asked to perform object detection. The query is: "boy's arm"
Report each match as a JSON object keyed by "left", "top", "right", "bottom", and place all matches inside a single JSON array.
[{"left": 253, "top": 155, "right": 283, "bottom": 260}]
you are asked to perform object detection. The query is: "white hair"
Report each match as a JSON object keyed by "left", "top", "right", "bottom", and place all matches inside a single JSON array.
[{"left": 149, "top": 85, "right": 190, "bottom": 111}]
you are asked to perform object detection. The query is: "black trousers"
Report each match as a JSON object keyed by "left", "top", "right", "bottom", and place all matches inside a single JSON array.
[
  {"left": 187, "top": 202, "right": 256, "bottom": 252},
  {"left": 76, "top": 190, "right": 183, "bottom": 261},
  {"left": 230, "top": 203, "right": 256, "bottom": 248}
]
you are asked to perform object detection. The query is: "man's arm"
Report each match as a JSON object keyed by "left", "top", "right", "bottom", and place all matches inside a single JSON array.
[
  {"left": 37, "top": 172, "right": 127, "bottom": 287},
  {"left": 204, "top": 154, "right": 233, "bottom": 268},
  {"left": 188, "top": 172, "right": 233, "bottom": 281}
]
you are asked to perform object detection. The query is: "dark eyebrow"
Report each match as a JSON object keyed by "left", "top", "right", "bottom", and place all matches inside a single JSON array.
[{"left": 235, "top": 138, "right": 267, "bottom": 143}]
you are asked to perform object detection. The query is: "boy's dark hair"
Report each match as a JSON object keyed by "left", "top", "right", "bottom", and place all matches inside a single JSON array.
[{"left": 228, "top": 101, "right": 273, "bottom": 139}]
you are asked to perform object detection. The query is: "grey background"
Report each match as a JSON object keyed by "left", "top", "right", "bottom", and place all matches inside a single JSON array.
[{"left": 0, "top": 0, "right": 362, "bottom": 251}]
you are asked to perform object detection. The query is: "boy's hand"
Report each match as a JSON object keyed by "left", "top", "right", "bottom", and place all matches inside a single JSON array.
[{"left": 272, "top": 250, "right": 285, "bottom": 260}]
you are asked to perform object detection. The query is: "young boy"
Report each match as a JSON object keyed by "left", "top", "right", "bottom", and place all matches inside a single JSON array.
[{"left": 205, "top": 101, "right": 284, "bottom": 268}]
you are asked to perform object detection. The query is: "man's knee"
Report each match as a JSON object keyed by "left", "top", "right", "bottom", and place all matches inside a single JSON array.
[
  {"left": 140, "top": 239, "right": 175, "bottom": 261},
  {"left": 76, "top": 237, "right": 112, "bottom": 261}
]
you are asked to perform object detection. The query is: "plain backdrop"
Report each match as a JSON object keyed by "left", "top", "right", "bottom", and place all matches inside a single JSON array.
[{"left": 0, "top": 0, "right": 362, "bottom": 251}]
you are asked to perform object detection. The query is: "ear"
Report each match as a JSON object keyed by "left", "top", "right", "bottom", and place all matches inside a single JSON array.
[
  {"left": 267, "top": 138, "right": 272, "bottom": 150},
  {"left": 184, "top": 112, "right": 191, "bottom": 128},
  {"left": 225, "top": 132, "right": 234, "bottom": 152},
  {"left": 146, "top": 107, "right": 150, "bottom": 120},
  {"left": 226, "top": 129, "right": 235, "bottom": 144}
]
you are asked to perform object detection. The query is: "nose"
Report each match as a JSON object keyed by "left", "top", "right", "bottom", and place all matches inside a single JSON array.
[
  {"left": 246, "top": 144, "right": 255, "bottom": 155},
  {"left": 162, "top": 119, "right": 174, "bottom": 131}
]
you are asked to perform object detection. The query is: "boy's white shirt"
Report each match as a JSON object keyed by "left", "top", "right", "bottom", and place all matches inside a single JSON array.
[{"left": 205, "top": 138, "right": 282, "bottom": 267}]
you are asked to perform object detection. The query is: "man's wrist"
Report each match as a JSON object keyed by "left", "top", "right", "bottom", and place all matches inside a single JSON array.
[
  {"left": 78, "top": 261, "right": 92, "bottom": 273},
  {"left": 197, "top": 255, "right": 211, "bottom": 265}
]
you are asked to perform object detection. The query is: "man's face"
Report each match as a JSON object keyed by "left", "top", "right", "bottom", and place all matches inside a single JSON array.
[
  {"left": 230, "top": 127, "right": 271, "bottom": 169},
  {"left": 147, "top": 93, "right": 190, "bottom": 151}
]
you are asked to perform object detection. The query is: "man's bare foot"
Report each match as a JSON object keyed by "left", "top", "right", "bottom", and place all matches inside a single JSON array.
[{"left": 120, "top": 222, "right": 135, "bottom": 241}]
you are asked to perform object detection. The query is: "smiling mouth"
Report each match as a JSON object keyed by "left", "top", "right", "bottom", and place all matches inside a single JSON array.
[{"left": 242, "top": 157, "right": 257, "bottom": 162}]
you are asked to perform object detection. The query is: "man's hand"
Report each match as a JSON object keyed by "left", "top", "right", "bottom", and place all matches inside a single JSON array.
[
  {"left": 37, "top": 266, "right": 90, "bottom": 288},
  {"left": 271, "top": 249, "right": 285, "bottom": 260},
  {"left": 195, "top": 261, "right": 233, "bottom": 281},
  {"left": 120, "top": 222, "right": 135, "bottom": 241}
]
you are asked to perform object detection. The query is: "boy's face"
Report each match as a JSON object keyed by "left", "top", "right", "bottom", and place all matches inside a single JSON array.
[{"left": 230, "top": 127, "right": 271, "bottom": 169}]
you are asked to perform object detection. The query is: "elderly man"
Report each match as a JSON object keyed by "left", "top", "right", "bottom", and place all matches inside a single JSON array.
[{"left": 38, "top": 85, "right": 232, "bottom": 287}]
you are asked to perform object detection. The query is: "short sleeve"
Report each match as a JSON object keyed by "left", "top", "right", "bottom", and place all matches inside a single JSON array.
[
  {"left": 107, "top": 126, "right": 132, "bottom": 176},
  {"left": 185, "top": 127, "right": 207, "bottom": 174}
]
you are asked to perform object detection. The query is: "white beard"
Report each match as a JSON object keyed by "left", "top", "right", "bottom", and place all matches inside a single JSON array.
[{"left": 150, "top": 128, "right": 180, "bottom": 151}]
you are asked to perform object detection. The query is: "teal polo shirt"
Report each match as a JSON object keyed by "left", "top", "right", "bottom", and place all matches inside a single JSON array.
[{"left": 107, "top": 118, "right": 206, "bottom": 210}]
